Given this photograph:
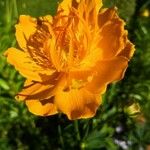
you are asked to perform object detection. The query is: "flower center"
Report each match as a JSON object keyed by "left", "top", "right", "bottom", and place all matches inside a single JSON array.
[
  {"left": 52, "top": 10, "right": 88, "bottom": 72},
  {"left": 26, "top": 9, "right": 89, "bottom": 74}
]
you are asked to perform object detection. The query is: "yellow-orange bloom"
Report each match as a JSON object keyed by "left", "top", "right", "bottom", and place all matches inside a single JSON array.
[{"left": 5, "top": 0, "right": 135, "bottom": 120}]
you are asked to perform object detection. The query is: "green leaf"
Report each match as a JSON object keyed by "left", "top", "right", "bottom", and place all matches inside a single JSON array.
[
  {"left": 103, "top": 0, "right": 136, "bottom": 21},
  {"left": 17, "top": 0, "right": 59, "bottom": 17},
  {"left": 0, "top": 79, "right": 10, "bottom": 90}
]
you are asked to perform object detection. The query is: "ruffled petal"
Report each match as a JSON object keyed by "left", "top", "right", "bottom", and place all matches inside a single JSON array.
[
  {"left": 55, "top": 88, "right": 101, "bottom": 120},
  {"left": 15, "top": 15, "right": 36, "bottom": 50},
  {"left": 118, "top": 40, "right": 135, "bottom": 59},
  {"left": 86, "top": 56, "right": 128, "bottom": 93},
  {"left": 98, "top": 7, "right": 117, "bottom": 28},
  {"left": 26, "top": 98, "right": 58, "bottom": 116},
  {"left": 100, "top": 21, "right": 126, "bottom": 59},
  {"left": 4, "top": 48, "right": 55, "bottom": 81},
  {"left": 98, "top": 8, "right": 127, "bottom": 59}
]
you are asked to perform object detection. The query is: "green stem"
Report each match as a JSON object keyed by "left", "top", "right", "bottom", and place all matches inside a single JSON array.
[
  {"left": 74, "top": 120, "right": 81, "bottom": 141},
  {"left": 5, "top": 0, "right": 11, "bottom": 25},
  {"left": 58, "top": 125, "right": 64, "bottom": 148},
  {"left": 5, "top": 0, "right": 18, "bottom": 27},
  {"left": 12, "top": 0, "right": 18, "bottom": 19}
]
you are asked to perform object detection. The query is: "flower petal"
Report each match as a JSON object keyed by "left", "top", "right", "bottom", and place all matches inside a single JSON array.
[
  {"left": 100, "top": 22, "right": 126, "bottom": 59},
  {"left": 76, "top": 0, "right": 102, "bottom": 27},
  {"left": 15, "top": 15, "right": 36, "bottom": 50},
  {"left": 59, "top": 0, "right": 72, "bottom": 14},
  {"left": 118, "top": 40, "right": 135, "bottom": 59},
  {"left": 98, "top": 7, "right": 117, "bottom": 28},
  {"left": 17, "top": 73, "right": 65, "bottom": 101},
  {"left": 17, "top": 80, "right": 54, "bottom": 101},
  {"left": 26, "top": 98, "right": 57, "bottom": 116},
  {"left": 98, "top": 8, "right": 127, "bottom": 59},
  {"left": 78, "top": 47, "right": 102, "bottom": 69},
  {"left": 55, "top": 88, "right": 101, "bottom": 120},
  {"left": 78, "top": 0, "right": 102, "bottom": 15},
  {"left": 4, "top": 48, "right": 55, "bottom": 81},
  {"left": 61, "top": 0, "right": 103, "bottom": 10},
  {"left": 86, "top": 56, "right": 128, "bottom": 93}
]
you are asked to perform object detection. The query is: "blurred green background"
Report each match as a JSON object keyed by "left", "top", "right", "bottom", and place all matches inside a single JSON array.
[{"left": 0, "top": 0, "right": 150, "bottom": 149}]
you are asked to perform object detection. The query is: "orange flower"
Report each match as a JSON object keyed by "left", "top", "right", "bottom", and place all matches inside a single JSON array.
[{"left": 5, "top": 0, "right": 135, "bottom": 120}]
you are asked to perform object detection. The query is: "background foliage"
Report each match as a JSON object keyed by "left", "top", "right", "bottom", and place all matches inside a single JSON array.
[{"left": 0, "top": 0, "right": 150, "bottom": 149}]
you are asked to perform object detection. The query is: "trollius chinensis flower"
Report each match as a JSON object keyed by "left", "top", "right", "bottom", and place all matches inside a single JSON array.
[{"left": 5, "top": 0, "right": 135, "bottom": 120}]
